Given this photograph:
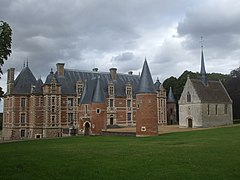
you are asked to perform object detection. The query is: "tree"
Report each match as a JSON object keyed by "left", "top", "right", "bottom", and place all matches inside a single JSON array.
[
  {"left": 0, "top": 21, "right": 12, "bottom": 98},
  {"left": 0, "top": 21, "right": 12, "bottom": 77}
]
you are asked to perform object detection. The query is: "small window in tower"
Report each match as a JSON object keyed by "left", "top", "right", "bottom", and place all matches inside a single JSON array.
[
  {"left": 52, "top": 97, "right": 55, "bottom": 104},
  {"left": 68, "top": 113, "right": 74, "bottom": 125},
  {"left": 52, "top": 115, "right": 56, "bottom": 126},
  {"left": 96, "top": 108, "right": 101, "bottom": 114},
  {"left": 141, "top": 126, "right": 146, "bottom": 132},
  {"left": 21, "top": 97, "right": 26, "bottom": 107}
]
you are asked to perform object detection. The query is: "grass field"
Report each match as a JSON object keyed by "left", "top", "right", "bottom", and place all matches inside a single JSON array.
[{"left": 0, "top": 126, "right": 240, "bottom": 180}]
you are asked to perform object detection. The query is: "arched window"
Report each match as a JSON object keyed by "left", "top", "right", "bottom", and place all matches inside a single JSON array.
[{"left": 187, "top": 92, "right": 191, "bottom": 102}]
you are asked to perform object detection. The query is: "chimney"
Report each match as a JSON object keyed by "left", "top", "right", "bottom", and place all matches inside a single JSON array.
[
  {"left": 7, "top": 68, "right": 15, "bottom": 94},
  {"left": 128, "top": 71, "right": 133, "bottom": 75},
  {"left": 109, "top": 68, "right": 117, "bottom": 80},
  {"left": 56, "top": 63, "right": 65, "bottom": 76},
  {"left": 92, "top": 68, "right": 98, "bottom": 72}
]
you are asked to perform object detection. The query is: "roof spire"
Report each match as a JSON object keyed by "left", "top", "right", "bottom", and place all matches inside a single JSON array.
[
  {"left": 137, "top": 58, "right": 156, "bottom": 93},
  {"left": 200, "top": 36, "right": 207, "bottom": 85},
  {"left": 92, "top": 76, "right": 105, "bottom": 103},
  {"left": 26, "top": 59, "right": 29, "bottom": 67},
  {"left": 167, "top": 86, "right": 176, "bottom": 102},
  {"left": 23, "top": 60, "right": 25, "bottom": 68}
]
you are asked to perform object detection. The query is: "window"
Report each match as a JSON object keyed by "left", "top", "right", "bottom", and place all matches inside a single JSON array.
[
  {"left": 170, "top": 108, "right": 173, "bottom": 114},
  {"left": 109, "top": 99, "right": 114, "bottom": 107},
  {"left": 40, "top": 97, "right": 44, "bottom": 106},
  {"left": 141, "top": 126, "right": 146, "bottom": 132},
  {"left": 85, "top": 105, "right": 88, "bottom": 114},
  {"left": 224, "top": 104, "right": 228, "bottom": 114},
  {"left": 21, "top": 113, "right": 26, "bottom": 124},
  {"left": 52, "top": 97, "right": 55, "bottom": 104},
  {"left": 20, "top": 130, "right": 25, "bottom": 137},
  {"left": 52, "top": 115, "right": 56, "bottom": 126},
  {"left": 126, "top": 87, "right": 132, "bottom": 96},
  {"left": 127, "top": 113, "right": 131, "bottom": 121},
  {"left": 127, "top": 100, "right": 131, "bottom": 108},
  {"left": 187, "top": 92, "right": 191, "bottom": 102},
  {"left": 77, "top": 84, "right": 83, "bottom": 95},
  {"left": 52, "top": 106, "right": 55, "bottom": 113},
  {"left": 68, "top": 113, "right": 73, "bottom": 125},
  {"left": 96, "top": 108, "right": 101, "bottom": 114},
  {"left": 215, "top": 104, "right": 218, "bottom": 115},
  {"left": 207, "top": 104, "right": 210, "bottom": 115},
  {"left": 21, "top": 97, "right": 26, "bottom": 107},
  {"left": 67, "top": 98, "right": 74, "bottom": 106},
  {"left": 52, "top": 83, "right": 56, "bottom": 92},
  {"left": 109, "top": 86, "right": 114, "bottom": 96}
]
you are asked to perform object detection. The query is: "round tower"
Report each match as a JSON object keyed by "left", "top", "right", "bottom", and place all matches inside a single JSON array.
[{"left": 136, "top": 59, "right": 158, "bottom": 137}]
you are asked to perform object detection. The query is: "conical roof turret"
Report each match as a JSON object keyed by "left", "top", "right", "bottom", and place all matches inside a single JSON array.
[
  {"left": 167, "top": 86, "right": 176, "bottom": 102},
  {"left": 138, "top": 58, "right": 156, "bottom": 94},
  {"left": 92, "top": 76, "right": 105, "bottom": 103}
]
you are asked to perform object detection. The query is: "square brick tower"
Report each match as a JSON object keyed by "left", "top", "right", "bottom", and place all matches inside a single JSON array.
[{"left": 136, "top": 59, "right": 158, "bottom": 137}]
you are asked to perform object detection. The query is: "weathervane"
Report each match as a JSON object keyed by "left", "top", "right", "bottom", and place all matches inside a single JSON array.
[{"left": 200, "top": 36, "right": 204, "bottom": 51}]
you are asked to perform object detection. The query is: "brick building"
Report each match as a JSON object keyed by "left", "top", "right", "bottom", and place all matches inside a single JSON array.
[{"left": 2, "top": 59, "right": 167, "bottom": 140}]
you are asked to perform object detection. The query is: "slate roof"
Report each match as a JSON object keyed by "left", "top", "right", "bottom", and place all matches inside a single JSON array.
[
  {"left": 138, "top": 59, "right": 156, "bottom": 94},
  {"left": 54, "top": 69, "right": 140, "bottom": 97},
  {"left": 13, "top": 67, "right": 37, "bottom": 95},
  {"left": 33, "top": 78, "right": 43, "bottom": 94},
  {"left": 80, "top": 76, "right": 106, "bottom": 104},
  {"left": 167, "top": 86, "right": 176, "bottom": 102},
  {"left": 200, "top": 50, "right": 208, "bottom": 85},
  {"left": 154, "top": 79, "right": 161, "bottom": 91},
  {"left": 190, "top": 79, "right": 231, "bottom": 103}
]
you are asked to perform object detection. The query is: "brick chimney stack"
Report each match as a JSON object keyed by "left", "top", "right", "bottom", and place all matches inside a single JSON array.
[
  {"left": 109, "top": 68, "right": 117, "bottom": 80},
  {"left": 56, "top": 63, "right": 65, "bottom": 76},
  {"left": 7, "top": 68, "right": 15, "bottom": 94}
]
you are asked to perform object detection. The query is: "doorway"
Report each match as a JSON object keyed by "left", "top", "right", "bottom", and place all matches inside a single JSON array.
[
  {"left": 110, "top": 117, "right": 114, "bottom": 125},
  {"left": 188, "top": 119, "right": 193, "bottom": 128},
  {"left": 84, "top": 122, "right": 91, "bottom": 135}
]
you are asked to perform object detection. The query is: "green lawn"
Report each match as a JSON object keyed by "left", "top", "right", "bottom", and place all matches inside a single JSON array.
[{"left": 0, "top": 126, "right": 240, "bottom": 180}]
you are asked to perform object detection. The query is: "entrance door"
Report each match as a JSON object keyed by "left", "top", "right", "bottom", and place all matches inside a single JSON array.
[
  {"left": 188, "top": 119, "right": 193, "bottom": 128},
  {"left": 110, "top": 118, "right": 114, "bottom": 125},
  {"left": 84, "top": 122, "right": 91, "bottom": 135}
]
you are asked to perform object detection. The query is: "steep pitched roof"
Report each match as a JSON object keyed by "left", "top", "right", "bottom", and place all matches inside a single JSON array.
[
  {"left": 92, "top": 76, "right": 105, "bottom": 103},
  {"left": 13, "top": 67, "right": 37, "bottom": 94},
  {"left": 167, "top": 86, "right": 176, "bottom": 102},
  {"left": 54, "top": 69, "right": 140, "bottom": 97},
  {"left": 33, "top": 78, "right": 43, "bottom": 94},
  {"left": 80, "top": 76, "right": 106, "bottom": 104},
  {"left": 200, "top": 50, "right": 208, "bottom": 85},
  {"left": 190, "top": 79, "right": 231, "bottom": 103},
  {"left": 137, "top": 59, "right": 156, "bottom": 94}
]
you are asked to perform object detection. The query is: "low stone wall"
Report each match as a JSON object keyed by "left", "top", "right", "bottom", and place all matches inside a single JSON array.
[{"left": 102, "top": 131, "right": 136, "bottom": 136}]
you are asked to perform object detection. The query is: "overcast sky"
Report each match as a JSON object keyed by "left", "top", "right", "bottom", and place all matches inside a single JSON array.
[{"left": 1, "top": 0, "right": 240, "bottom": 95}]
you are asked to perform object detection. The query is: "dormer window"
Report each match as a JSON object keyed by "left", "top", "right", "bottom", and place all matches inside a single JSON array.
[
  {"left": 126, "top": 87, "right": 132, "bottom": 96},
  {"left": 76, "top": 81, "right": 84, "bottom": 95},
  {"left": 51, "top": 83, "right": 56, "bottom": 92},
  {"left": 108, "top": 84, "right": 114, "bottom": 96},
  {"left": 187, "top": 92, "right": 191, "bottom": 102},
  {"left": 31, "top": 85, "right": 36, "bottom": 93}
]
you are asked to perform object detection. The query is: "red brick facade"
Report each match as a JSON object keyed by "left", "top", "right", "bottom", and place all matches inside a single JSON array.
[{"left": 136, "top": 93, "right": 158, "bottom": 136}]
